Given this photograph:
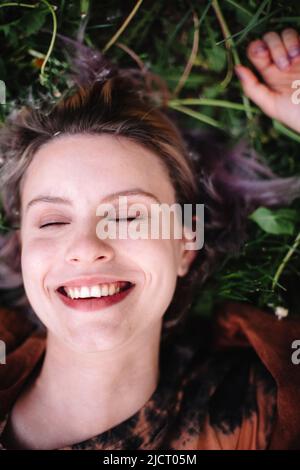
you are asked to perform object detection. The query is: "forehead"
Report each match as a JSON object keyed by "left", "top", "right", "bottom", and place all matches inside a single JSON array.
[{"left": 20, "top": 133, "right": 176, "bottom": 205}]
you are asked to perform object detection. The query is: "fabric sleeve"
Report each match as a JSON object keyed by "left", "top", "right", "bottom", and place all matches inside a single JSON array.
[{"left": 210, "top": 301, "right": 300, "bottom": 450}]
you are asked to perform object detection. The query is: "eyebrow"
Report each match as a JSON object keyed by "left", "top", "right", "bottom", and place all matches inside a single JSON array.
[{"left": 25, "top": 188, "right": 162, "bottom": 213}]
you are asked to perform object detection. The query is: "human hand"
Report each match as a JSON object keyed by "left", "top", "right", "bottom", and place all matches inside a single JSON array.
[{"left": 235, "top": 28, "right": 300, "bottom": 133}]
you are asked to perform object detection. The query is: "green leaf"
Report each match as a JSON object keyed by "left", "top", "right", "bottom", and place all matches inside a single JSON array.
[
  {"left": 80, "top": 0, "right": 90, "bottom": 17},
  {"left": 205, "top": 45, "right": 227, "bottom": 73},
  {"left": 20, "top": 7, "right": 48, "bottom": 37},
  {"left": 249, "top": 207, "right": 298, "bottom": 235}
]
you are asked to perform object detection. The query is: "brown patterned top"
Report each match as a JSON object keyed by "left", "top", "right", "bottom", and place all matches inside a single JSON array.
[{"left": 0, "top": 301, "right": 300, "bottom": 450}]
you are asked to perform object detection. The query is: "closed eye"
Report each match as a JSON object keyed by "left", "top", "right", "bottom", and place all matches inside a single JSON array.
[
  {"left": 108, "top": 217, "right": 140, "bottom": 222},
  {"left": 39, "top": 222, "right": 69, "bottom": 229},
  {"left": 118, "top": 217, "right": 138, "bottom": 221},
  {"left": 39, "top": 217, "right": 143, "bottom": 228}
]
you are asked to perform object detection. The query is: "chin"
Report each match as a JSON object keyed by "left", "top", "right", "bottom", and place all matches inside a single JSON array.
[{"left": 61, "top": 321, "right": 133, "bottom": 353}]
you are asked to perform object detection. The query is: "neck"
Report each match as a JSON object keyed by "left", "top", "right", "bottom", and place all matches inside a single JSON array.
[{"left": 33, "top": 321, "right": 163, "bottom": 434}]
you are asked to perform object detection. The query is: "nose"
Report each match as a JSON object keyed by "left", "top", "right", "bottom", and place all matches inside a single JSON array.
[{"left": 65, "top": 226, "right": 115, "bottom": 264}]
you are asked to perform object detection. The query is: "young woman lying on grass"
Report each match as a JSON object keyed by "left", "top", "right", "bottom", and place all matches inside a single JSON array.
[{"left": 0, "top": 28, "right": 300, "bottom": 450}]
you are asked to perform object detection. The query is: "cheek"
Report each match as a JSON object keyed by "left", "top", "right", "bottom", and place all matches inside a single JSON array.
[
  {"left": 20, "top": 237, "right": 64, "bottom": 318},
  {"left": 21, "top": 236, "right": 59, "bottom": 285},
  {"left": 139, "top": 240, "right": 180, "bottom": 314},
  {"left": 123, "top": 238, "right": 180, "bottom": 291},
  {"left": 130, "top": 237, "right": 180, "bottom": 267}
]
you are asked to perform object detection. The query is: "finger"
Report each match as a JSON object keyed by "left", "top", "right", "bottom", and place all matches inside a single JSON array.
[
  {"left": 281, "top": 28, "right": 300, "bottom": 62},
  {"left": 235, "top": 65, "right": 277, "bottom": 118},
  {"left": 263, "top": 31, "right": 290, "bottom": 70},
  {"left": 247, "top": 39, "right": 272, "bottom": 74}
]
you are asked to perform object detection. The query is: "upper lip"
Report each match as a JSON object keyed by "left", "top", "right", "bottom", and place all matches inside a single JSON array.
[{"left": 56, "top": 276, "right": 134, "bottom": 290}]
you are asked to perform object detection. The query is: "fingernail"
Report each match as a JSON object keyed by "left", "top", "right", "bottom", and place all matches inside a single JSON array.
[
  {"left": 275, "top": 56, "right": 290, "bottom": 70},
  {"left": 253, "top": 44, "right": 268, "bottom": 55},
  {"left": 288, "top": 46, "right": 300, "bottom": 58}
]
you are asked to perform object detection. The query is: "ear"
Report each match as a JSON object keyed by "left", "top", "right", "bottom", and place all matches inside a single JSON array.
[
  {"left": 177, "top": 248, "right": 197, "bottom": 277},
  {"left": 177, "top": 215, "right": 199, "bottom": 278}
]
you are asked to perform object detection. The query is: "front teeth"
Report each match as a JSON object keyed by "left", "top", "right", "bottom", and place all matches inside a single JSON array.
[
  {"left": 90, "top": 285, "right": 101, "bottom": 297},
  {"left": 64, "top": 283, "right": 121, "bottom": 300},
  {"left": 80, "top": 286, "right": 90, "bottom": 298}
]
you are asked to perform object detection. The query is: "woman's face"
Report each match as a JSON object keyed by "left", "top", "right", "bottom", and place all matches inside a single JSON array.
[{"left": 19, "top": 134, "right": 195, "bottom": 352}]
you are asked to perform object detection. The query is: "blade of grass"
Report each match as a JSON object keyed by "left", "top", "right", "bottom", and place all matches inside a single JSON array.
[
  {"left": 39, "top": 0, "right": 58, "bottom": 86},
  {"left": 168, "top": 103, "right": 226, "bottom": 130},
  {"left": 211, "top": 0, "right": 253, "bottom": 121},
  {"left": 172, "top": 2, "right": 212, "bottom": 96},
  {"left": 102, "top": 0, "right": 144, "bottom": 53},
  {"left": 225, "top": 0, "right": 252, "bottom": 17},
  {"left": 0, "top": 2, "right": 38, "bottom": 8},
  {"left": 273, "top": 119, "right": 300, "bottom": 144},
  {"left": 272, "top": 231, "right": 300, "bottom": 291},
  {"left": 0, "top": 1, "right": 58, "bottom": 87},
  {"left": 169, "top": 97, "right": 259, "bottom": 112},
  {"left": 216, "top": 10, "right": 281, "bottom": 46},
  {"left": 172, "top": 10, "right": 200, "bottom": 96},
  {"left": 216, "top": 1, "right": 277, "bottom": 46}
]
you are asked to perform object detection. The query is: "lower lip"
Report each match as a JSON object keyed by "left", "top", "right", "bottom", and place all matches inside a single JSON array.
[{"left": 55, "top": 285, "right": 135, "bottom": 312}]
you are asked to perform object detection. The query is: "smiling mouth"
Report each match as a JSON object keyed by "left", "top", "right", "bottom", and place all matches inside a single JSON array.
[
  {"left": 56, "top": 281, "right": 133, "bottom": 300},
  {"left": 55, "top": 281, "right": 135, "bottom": 312}
]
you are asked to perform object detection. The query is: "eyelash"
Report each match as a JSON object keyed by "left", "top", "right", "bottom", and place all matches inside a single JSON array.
[
  {"left": 39, "top": 217, "right": 141, "bottom": 229},
  {"left": 108, "top": 217, "right": 141, "bottom": 222},
  {"left": 39, "top": 222, "right": 69, "bottom": 229}
]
